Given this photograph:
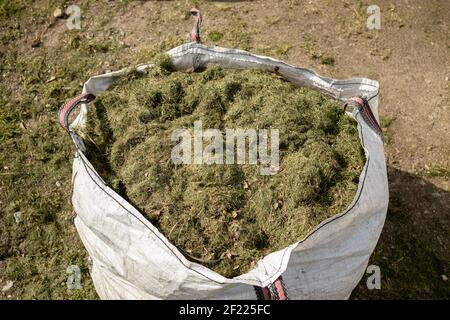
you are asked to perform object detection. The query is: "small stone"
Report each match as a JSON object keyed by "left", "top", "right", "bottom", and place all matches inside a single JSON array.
[
  {"left": 442, "top": 275, "right": 448, "bottom": 281},
  {"left": 13, "top": 211, "right": 22, "bottom": 223},
  {"left": 1, "top": 280, "right": 13, "bottom": 293},
  {"left": 46, "top": 76, "right": 57, "bottom": 83},
  {"left": 31, "top": 38, "right": 41, "bottom": 48},
  {"left": 151, "top": 210, "right": 161, "bottom": 217},
  {"left": 53, "top": 8, "right": 64, "bottom": 19},
  {"left": 273, "top": 199, "right": 283, "bottom": 210},
  {"left": 19, "top": 241, "right": 27, "bottom": 252},
  {"left": 225, "top": 250, "right": 234, "bottom": 259},
  {"left": 432, "top": 192, "right": 442, "bottom": 198}
]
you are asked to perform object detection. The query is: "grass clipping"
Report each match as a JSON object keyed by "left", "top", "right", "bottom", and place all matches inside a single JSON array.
[{"left": 84, "top": 55, "right": 366, "bottom": 278}]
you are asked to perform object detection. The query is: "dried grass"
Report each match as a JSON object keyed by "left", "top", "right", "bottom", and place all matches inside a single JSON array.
[{"left": 84, "top": 55, "right": 365, "bottom": 277}]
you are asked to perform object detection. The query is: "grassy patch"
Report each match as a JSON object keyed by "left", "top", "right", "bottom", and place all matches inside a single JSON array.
[
  {"left": 301, "top": 34, "right": 335, "bottom": 65},
  {"left": 207, "top": 31, "right": 224, "bottom": 42},
  {"left": 0, "top": 0, "right": 26, "bottom": 19},
  {"left": 380, "top": 115, "right": 396, "bottom": 146},
  {"left": 420, "top": 164, "right": 450, "bottom": 178},
  {"left": 274, "top": 43, "right": 291, "bottom": 56},
  {"left": 320, "top": 56, "right": 335, "bottom": 66}
]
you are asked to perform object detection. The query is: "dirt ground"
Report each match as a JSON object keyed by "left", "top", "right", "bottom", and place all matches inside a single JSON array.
[{"left": 0, "top": 0, "right": 448, "bottom": 299}]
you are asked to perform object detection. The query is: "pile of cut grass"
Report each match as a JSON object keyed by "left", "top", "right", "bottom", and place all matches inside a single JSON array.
[{"left": 84, "top": 55, "right": 365, "bottom": 278}]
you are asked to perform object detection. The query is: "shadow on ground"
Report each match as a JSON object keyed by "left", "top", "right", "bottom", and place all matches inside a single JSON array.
[{"left": 352, "top": 166, "right": 449, "bottom": 299}]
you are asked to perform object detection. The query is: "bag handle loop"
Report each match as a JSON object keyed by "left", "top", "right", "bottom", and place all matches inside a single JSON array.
[
  {"left": 190, "top": 8, "right": 202, "bottom": 43},
  {"left": 254, "top": 276, "right": 288, "bottom": 300},
  {"left": 347, "top": 96, "right": 383, "bottom": 138},
  {"left": 58, "top": 93, "right": 96, "bottom": 133}
]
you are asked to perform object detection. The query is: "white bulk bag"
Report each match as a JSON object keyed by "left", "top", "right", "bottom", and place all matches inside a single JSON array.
[{"left": 60, "top": 42, "right": 388, "bottom": 300}]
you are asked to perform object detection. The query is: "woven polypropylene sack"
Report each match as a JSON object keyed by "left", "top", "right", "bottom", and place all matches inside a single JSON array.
[{"left": 66, "top": 43, "right": 388, "bottom": 300}]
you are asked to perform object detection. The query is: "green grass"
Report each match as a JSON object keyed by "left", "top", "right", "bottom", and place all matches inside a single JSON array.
[
  {"left": 83, "top": 60, "right": 365, "bottom": 278},
  {"left": 420, "top": 164, "right": 450, "bottom": 178},
  {"left": 274, "top": 43, "right": 292, "bottom": 56},
  {"left": 301, "top": 34, "right": 335, "bottom": 65},
  {"left": 380, "top": 115, "right": 396, "bottom": 145},
  {"left": 207, "top": 31, "right": 223, "bottom": 42},
  {"left": 0, "top": 1, "right": 116, "bottom": 299},
  {"left": 320, "top": 56, "right": 335, "bottom": 66}
]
